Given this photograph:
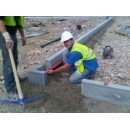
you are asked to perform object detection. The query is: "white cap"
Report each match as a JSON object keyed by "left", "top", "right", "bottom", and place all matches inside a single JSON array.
[{"left": 61, "top": 31, "right": 73, "bottom": 42}]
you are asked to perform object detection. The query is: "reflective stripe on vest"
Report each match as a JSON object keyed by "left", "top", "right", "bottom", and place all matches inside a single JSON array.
[
  {"left": 70, "top": 42, "right": 96, "bottom": 73},
  {"left": 4, "top": 16, "right": 24, "bottom": 27}
]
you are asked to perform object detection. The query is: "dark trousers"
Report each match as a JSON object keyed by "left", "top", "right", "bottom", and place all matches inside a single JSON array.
[{"left": 0, "top": 33, "right": 18, "bottom": 92}]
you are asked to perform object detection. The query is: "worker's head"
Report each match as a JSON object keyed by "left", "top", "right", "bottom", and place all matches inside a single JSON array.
[{"left": 61, "top": 31, "right": 74, "bottom": 48}]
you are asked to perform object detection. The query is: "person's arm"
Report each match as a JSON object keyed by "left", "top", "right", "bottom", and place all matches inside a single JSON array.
[
  {"left": 0, "top": 19, "right": 14, "bottom": 48},
  {"left": 18, "top": 27, "right": 26, "bottom": 46},
  {"left": 46, "top": 63, "right": 71, "bottom": 74},
  {"left": 0, "top": 19, "right": 7, "bottom": 33}
]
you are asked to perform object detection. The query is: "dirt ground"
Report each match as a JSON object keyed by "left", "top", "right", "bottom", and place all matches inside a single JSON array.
[{"left": 0, "top": 16, "right": 130, "bottom": 113}]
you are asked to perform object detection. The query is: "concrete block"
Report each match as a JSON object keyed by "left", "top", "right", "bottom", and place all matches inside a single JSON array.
[
  {"left": 28, "top": 65, "right": 48, "bottom": 87},
  {"left": 81, "top": 79, "right": 130, "bottom": 106},
  {"left": 45, "top": 47, "right": 67, "bottom": 70}
]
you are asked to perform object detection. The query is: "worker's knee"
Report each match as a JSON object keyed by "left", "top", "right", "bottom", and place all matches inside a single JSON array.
[
  {"left": 68, "top": 77, "right": 75, "bottom": 84},
  {"left": 68, "top": 77, "right": 82, "bottom": 84},
  {"left": 68, "top": 71, "right": 82, "bottom": 84},
  {"left": 69, "top": 76, "right": 80, "bottom": 84}
]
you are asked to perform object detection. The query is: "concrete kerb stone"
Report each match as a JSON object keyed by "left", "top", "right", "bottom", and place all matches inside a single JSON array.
[
  {"left": 81, "top": 79, "right": 130, "bottom": 106},
  {"left": 45, "top": 48, "right": 67, "bottom": 70},
  {"left": 28, "top": 65, "right": 48, "bottom": 87}
]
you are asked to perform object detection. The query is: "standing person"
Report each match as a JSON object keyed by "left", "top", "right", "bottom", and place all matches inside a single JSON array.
[
  {"left": 0, "top": 16, "right": 26, "bottom": 100},
  {"left": 47, "top": 31, "right": 99, "bottom": 84}
]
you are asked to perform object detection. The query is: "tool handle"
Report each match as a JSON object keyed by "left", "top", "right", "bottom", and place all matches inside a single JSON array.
[{"left": 8, "top": 48, "right": 23, "bottom": 99}]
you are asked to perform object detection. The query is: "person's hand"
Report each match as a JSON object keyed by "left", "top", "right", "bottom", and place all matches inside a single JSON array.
[
  {"left": 2, "top": 32, "right": 14, "bottom": 49},
  {"left": 46, "top": 69, "right": 54, "bottom": 74},
  {"left": 21, "top": 36, "right": 26, "bottom": 46},
  {"left": 5, "top": 39, "right": 14, "bottom": 48}
]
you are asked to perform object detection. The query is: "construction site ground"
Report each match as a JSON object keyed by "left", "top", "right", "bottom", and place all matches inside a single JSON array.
[{"left": 0, "top": 16, "right": 130, "bottom": 113}]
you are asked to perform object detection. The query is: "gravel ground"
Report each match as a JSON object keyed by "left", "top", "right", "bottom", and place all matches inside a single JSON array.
[
  {"left": 94, "top": 16, "right": 130, "bottom": 86},
  {"left": 0, "top": 16, "right": 130, "bottom": 113}
]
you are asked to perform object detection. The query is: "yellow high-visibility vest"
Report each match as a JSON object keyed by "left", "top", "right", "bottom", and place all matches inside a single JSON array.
[
  {"left": 4, "top": 16, "right": 24, "bottom": 27},
  {"left": 71, "top": 42, "right": 96, "bottom": 73}
]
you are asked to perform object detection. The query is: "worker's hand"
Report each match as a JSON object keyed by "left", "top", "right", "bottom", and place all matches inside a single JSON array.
[
  {"left": 46, "top": 69, "right": 55, "bottom": 74},
  {"left": 21, "top": 36, "right": 26, "bottom": 46},
  {"left": 2, "top": 32, "right": 14, "bottom": 48},
  {"left": 5, "top": 39, "right": 14, "bottom": 48}
]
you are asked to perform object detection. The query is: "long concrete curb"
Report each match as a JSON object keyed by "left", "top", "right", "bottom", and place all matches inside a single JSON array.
[
  {"left": 75, "top": 17, "right": 113, "bottom": 44},
  {"left": 81, "top": 79, "right": 130, "bottom": 106}
]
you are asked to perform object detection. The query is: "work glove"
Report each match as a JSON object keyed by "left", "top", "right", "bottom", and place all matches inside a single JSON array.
[{"left": 2, "top": 32, "right": 14, "bottom": 49}]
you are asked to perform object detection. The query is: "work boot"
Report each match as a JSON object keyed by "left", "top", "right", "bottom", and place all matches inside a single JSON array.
[
  {"left": 18, "top": 76, "right": 27, "bottom": 83},
  {"left": 61, "top": 73, "right": 70, "bottom": 78},
  {"left": 8, "top": 90, "right": 18, "bottom": 100}
]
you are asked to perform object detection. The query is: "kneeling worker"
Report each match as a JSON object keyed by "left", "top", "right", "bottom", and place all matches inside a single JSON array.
[{"left": 46, "top": 31, "right": 99, "bottom": 84}]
